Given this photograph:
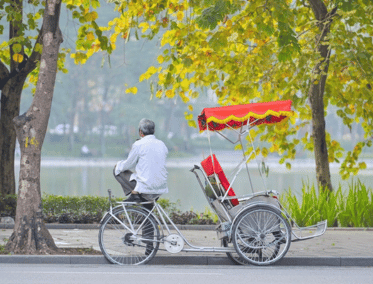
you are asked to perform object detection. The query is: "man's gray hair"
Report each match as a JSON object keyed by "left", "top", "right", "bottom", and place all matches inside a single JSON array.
[{"left": 139, "top": 118, "right": 155, "bottom": 135}]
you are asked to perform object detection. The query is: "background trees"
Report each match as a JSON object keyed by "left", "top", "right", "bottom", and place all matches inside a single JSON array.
[{"left": 74, "top": 0, "right": 372, "bottom": 192}]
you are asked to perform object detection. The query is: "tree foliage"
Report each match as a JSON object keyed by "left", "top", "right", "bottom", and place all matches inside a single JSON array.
[
  {"left": 0, "top": 0, "right": 104, "bottom": 195},
  {"left": 69, "top": 0, "right": 373, "bottom": 183}
]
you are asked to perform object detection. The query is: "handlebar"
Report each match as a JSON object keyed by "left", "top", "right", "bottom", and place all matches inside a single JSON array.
[{"left": 189, "top": 165, "right": 200, "bottom": 172}]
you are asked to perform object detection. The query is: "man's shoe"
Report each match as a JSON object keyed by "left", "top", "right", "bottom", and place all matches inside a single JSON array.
[{"left": 124, "top": 194, "right": 142, "bottom": 203}]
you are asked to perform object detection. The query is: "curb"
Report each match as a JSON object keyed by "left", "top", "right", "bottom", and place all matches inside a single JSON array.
[
  {"left": 0, "top": 255, "right": 372, "bottom": 266},
  {"left": 0, "top": 224, "right": 217, "bottom": 230},
  {"left": 1, "top": 223, "right": 372, "bottom": 231}
]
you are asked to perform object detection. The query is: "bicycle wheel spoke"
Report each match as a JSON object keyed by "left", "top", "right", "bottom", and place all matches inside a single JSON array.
[
  {"left": 99, "top": 206, "right": 160, "bottom": 265},
  {"left": 232, "top": 206, "right": 291, "bottom": 266}
]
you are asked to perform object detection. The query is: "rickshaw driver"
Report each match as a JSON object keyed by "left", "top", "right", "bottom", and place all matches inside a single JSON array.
[
  {"left": 114, "top": 118, "right": 169, "bottom": 206},
  {"left": 114, "top": 118, "right": 168, "bottom": 255}
]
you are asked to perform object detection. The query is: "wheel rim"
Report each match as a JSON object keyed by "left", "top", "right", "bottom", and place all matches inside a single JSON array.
[
  {"left": 99, "top": 207, "right": 159, "bottom": 265},
  {"left": 222, "top": 238, "right": 249, "bottom": 265},
  {"left": 233, "top": 207, "right": 290, "bottom": 265}
]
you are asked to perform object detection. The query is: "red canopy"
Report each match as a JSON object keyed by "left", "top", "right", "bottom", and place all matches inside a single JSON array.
[{"left": 198, "top": 100, "right": 293, "bottom": 132}]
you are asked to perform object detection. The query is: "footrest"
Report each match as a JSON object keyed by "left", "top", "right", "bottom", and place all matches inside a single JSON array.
[{"left": 291, "top": 220, "right": 327, "bottom": 242}]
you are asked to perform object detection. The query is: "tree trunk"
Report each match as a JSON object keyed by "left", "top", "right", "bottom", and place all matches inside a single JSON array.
[
  {"left": 0, "top": 0, "right": 24, "bottom": 196},
  {"left": 5, "top": 0, "right": 63, "bottom": 254},
  {"left": 0, "top": 77, "right": 25, "bottom": 196},
  {"left": 307, "top": 0, "right": 337, "bottom": 192}
]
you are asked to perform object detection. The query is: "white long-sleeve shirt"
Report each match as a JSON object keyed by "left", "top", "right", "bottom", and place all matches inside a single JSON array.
[{"left": 115, "top": 135, "right": 169, "bottom": 195}]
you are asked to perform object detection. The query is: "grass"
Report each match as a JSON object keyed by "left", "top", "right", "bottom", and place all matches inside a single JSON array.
[{"left": 280, "top": 179, "right": 373, "bottom": 227}]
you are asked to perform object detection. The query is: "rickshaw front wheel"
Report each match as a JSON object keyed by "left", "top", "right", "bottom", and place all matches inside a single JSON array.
[
  {"left": 99, "top": 206, "right": 160, "bottom": 265},
  {"left": 232, "top": 205, "right": 291, "bottom": 266}
]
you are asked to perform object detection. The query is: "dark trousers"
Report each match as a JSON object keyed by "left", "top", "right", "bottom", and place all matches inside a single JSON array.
[
  {"left": 114, "top": 169, "right": 136, "bottom": 196},
  {"left": 113, "top": 168, "right": 154, "bottom": 211}
]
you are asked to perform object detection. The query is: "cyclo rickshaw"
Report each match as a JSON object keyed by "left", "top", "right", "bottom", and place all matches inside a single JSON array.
[{"left": 98, "top": 100, "right": 327, "bottom": 265}]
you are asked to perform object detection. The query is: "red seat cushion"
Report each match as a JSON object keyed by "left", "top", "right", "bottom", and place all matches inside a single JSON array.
[{"left": 201, "top": 155, "right": 239, "bottom": 206}]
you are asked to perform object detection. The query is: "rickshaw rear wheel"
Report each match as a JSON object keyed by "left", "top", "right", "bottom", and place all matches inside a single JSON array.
[
  {"left": 222, "top": 238, "right": 248, "bottom": 265},
  {"left": 232, "top": 205, "right": 291, "bottom": 266}
]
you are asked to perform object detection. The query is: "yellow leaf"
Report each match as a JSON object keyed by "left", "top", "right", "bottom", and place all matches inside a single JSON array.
[
  {"left": 158, "top": 73, "right": 165, "bottom": 82},
  {"left": 157, "top": 55, "right": 164, "bottom": 63},
  {"left": 110, "top": 33, "right": 119, "bottom": 44},
  {"left": 91, "top": 11, "right": 98, "bottom": 21},
  {"left": 156, "top": 90, "right": 163, "bottom": 98},
  {"left": 188, "top": 105, "right": 193, "bottom": 112},
  {"left": 125, "top": 87, "right": 138, "bottom": 94},
  {"left": 147, "top": 66, "right": 158, "bottom": 74},
  {"left": 177, "top": 11, "right": 184, "bottom": 21},
  {"left": 181, "top": 95, "right": 189, "bottom": 103},
  {"left": 139, "top": 74, "right": 146, "bottom": 82},
  {"left": 13, "top": 53, "right": 23, "bottom": 63},
  {"left": 139, "top": 22, "right": 149, "bottom": 33},
  {"left": 141, "top": 66, "right": 158, "bottom": 81},
  {"left": 188, "top": 120, "right": 197, "bottom": 128},
  {"left": 165, "top": 89, "right": 174, "bottom": 98},
  {"left": 180, "top": 79, "right": 189, "bottom": 90},
  {"left": 86, "top": 32, "right": 95, "bottom": 41}
]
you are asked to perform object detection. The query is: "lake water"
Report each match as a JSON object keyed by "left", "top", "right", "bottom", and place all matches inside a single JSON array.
[{"left": 14, "top": 155, "right": 373, "bottom": 212}]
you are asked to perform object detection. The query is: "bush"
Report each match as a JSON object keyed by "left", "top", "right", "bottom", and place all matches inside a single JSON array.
[
  {"left": 3, "top": 180, "right": 371, "bottom": 227},
  {"left": 0, "top": 194, "right": 218, "bottom": 225},
  {"left": 42, "top": 194, "right": 123, "bottom": 224}
]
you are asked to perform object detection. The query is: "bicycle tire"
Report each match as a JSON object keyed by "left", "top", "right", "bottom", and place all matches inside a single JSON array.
[
  {"left": 232, "top": 205, "right": 291, "bottom": 266},
  {"left": 222, "top": 238, "right": 248, "bottom": 265},
  {"left": 98, "top": 206, "right": 160, "bottom": 265}
]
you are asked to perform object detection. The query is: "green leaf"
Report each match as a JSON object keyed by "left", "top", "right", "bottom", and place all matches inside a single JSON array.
[
  {"left": 209, "top": 32, "right": 228, "bottom": 50},
  {"left": 338, "top": 0, "right": 355, "bottom": 11},
  {"left": 258, "top": 23, "right": 275, "bottom": 36},
  {"left": 196, "top": 0, "right": 234, "bottom": 29},
  {"left": 183, "top": 57, "right": 193, "bottom": 67},
  {"left": 12, "top": 43, "right": 22, "bottom": 53},
  {"left": 278, "top": 47, "right": 292, "bottom": 62}
]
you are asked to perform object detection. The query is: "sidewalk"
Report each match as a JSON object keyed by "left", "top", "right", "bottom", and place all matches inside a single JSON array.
[{"left": 1, "top": 225, "right": 372, "bottom": 266}]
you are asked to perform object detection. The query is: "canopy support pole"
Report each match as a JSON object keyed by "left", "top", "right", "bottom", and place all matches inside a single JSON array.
[
  {"left": 246, "top": 127, "right": 268, "bottom": 192},
  {"left": 238, "top": 124, "right": 255, "bottom": 195}
]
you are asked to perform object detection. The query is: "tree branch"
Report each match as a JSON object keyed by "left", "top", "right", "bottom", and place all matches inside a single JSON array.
[
  {"left": 21, "top": 29, "right": 43, "bottom": 75},
  {"left": 307, "top": 0, "right": 328, "bottom": 22},
  {"left": 0, "top": 60, "right": 10, "bottom": 90},
  {"left": 0, "top": 29, "right": 43, "bottom": 91}
]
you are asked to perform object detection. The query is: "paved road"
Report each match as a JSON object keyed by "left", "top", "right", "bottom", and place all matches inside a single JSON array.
[{"left": 0, "top": 264, "right": 373, "bottom": 284}]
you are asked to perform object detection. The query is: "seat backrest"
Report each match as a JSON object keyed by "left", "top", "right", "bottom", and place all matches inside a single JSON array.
[{"left": 201, "top": 154, "right": 239, "bottom": 206}]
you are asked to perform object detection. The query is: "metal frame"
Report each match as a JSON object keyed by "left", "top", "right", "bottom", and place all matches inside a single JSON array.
[
  {"left": 200, "top": 117, "right": 327, "bottom": 242},
  {"left": 101, "top": 198, "right": 236, "bottom": 253},
  {"left": 206, "top": 117, "right": 268, "bottom": 198}
]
